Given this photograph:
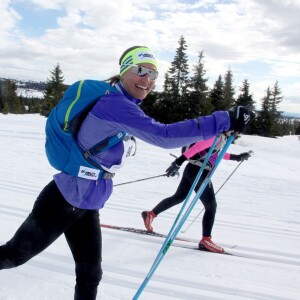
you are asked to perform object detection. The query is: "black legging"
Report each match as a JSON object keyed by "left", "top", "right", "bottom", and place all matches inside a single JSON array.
[
  {"left": 153, "top": 164, "right": 217, "bottom": 237},
  {"left": 0, "top": 180, "right": 102, "bottom": 300}
]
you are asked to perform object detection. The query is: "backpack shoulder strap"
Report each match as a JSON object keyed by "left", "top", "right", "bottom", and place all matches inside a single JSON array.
[
  {"left": 63, "top": 80, "right": 117, "bottom": 132},
  {"left": 83, "top": 131, "right": 126, "bottom": 159}
]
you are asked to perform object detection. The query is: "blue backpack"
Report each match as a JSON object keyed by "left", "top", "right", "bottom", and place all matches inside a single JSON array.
[{"left": 45, "top": 79, "right": 125, "bottom": 180}]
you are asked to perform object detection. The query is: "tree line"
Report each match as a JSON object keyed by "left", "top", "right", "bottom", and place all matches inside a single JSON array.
[{"left": 0, "top": 36, "right": 299, "bottom": 137}]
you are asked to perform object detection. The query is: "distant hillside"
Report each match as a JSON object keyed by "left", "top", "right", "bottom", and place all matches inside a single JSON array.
[
  {"left": 0, "top": 77, "right": 46, "bottom": 99},
  {"left": 0, "top": 77, "right": 46, "bottom": 91},
  {"left": 282, "top": 112, "right": 300, "bottom": 118}
]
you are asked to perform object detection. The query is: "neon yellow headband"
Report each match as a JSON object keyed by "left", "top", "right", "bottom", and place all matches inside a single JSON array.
[{"left": 120, "top": 47, "right": 158, "bottom": 76}]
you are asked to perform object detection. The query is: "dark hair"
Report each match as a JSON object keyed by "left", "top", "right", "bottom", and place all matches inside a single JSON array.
[
  {"left": 106, "top": 46, "right": 147, "bottom": 85},
  {"left": 105, "top": 75, "right": 120, "bottom": 85}
]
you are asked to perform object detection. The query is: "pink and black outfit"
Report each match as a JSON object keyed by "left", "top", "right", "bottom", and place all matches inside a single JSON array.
[{"left": 151, "top": 134, "right": 238, "bottom": 237}]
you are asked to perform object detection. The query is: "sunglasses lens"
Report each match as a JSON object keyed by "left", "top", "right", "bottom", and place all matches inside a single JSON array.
[{"left": 132, "top": 66, "right": 158, "bottom": 80}]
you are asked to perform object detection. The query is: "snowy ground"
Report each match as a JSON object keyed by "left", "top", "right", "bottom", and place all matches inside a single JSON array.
[{"left": 0, "top": 113, "right": 299, "bottom": 300}]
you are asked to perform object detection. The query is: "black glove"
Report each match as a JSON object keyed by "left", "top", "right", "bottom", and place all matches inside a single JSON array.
[
  {"left": 165, "top": 161, "right": 180, "bottom": 177},
  {"left": 228, "top": 106, "right": 255, "bottom": 133},
  {"left": 240, "top": 152, "right": 251, "bottom": 161},
  {"left": 230, "top": 152, "right": 251, "bottom": 162}
]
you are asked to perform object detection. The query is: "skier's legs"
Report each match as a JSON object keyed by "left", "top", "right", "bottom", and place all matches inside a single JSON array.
[
  {"left": 194, "top": 170, "right": 217, "bottom": 237},
  {"left": 152, "top": 163, "right": 198, "bottom": 216},
  {"left": 65, "top": 210, "right": 102, "bottom": 300},
  {"left": 0, "top": 180, "right": 74, "bottom": 269}
]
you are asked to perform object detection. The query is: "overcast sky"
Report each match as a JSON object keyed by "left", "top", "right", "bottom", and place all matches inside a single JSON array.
[{"left": 1, "top": 0, "right": 299, "bottom": 114}]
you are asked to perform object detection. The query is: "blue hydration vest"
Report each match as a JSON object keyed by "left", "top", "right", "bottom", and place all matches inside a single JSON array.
[{"left": 45, "top": 80, "right": 125, "bottom": 179}]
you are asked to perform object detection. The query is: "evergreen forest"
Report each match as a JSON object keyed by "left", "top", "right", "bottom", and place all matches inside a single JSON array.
[{"left": 0, "top": 36, "right": 299, "bottom": 137}]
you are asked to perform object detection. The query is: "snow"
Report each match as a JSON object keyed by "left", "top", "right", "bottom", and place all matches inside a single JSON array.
[
  {"left": 17, "top": 88, "right": 44, "bottom": 99},
  {"left": 0, "top": 113, "right": 299, "bottom": 300}
]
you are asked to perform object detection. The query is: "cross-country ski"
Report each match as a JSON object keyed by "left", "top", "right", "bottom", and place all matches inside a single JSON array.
[{"left": 101, "top": 223, "right": 300, "bottom": 265}]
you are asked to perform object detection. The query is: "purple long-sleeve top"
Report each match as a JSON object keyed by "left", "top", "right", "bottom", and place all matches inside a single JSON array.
[{"left": 54, "top": 82, "right": 230, "bottom": 210}]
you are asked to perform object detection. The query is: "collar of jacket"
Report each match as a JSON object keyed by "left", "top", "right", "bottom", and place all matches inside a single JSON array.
[{"left": 115, "top": 82, "right": 142, "bottom": 105}]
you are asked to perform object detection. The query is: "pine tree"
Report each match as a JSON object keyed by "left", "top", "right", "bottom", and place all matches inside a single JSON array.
[
  {"left": 209, "top": 75, "right": 226, "bottom": 111},
  {"left": 278, "top": 118, "right": 294, "bottom": 135},
  {"left": 188, "top": 51, "right": 213, "bottom": 116},
  {"left": 256, "top": 81, "right": 284, "bottom": 137},
  {"left": 153, "top": 73, "right": 174, "bottom": 123},
  {"left": 270, "top": 81, "right": 283, "bottom": 136},
  {"left": 236, "top": 79, "right": 255, "bottom": 107},
  {"left": 23, "top": 97, "right": 42, "bottom": 113},
  {"left": 295, "top": 121, "right": 300, "bottom": 135},
  {"left": 166, "top": 35, "right": 189, "bottom": 100},
  {"left": 140, "top": 90, "right": 161, "bottom": 120},
  {"left": 0, "top": 81, "right": 4, "bottom": 112},
  {"left": 258, "top": 86, "right": 276, "bottom": 137},
  {"left": 223, "top": 68, "right": 235, "bottom": 109},
  {"left": 0, "top": 79, "right": 24, "bottom": 114},
  {"left": 159, "top": 36, "right": 190, "bottom": 122},
  {"left": 233, "top": 78, "right": 257, "bottom": 134},
  {"left": 41, "top": 63, "right": 66, "bottom": 116}
]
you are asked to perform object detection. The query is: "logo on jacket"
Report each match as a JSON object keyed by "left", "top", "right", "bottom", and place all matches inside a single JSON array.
[{"left": 78, "top": 166, "right": 100, "bottom": 180}]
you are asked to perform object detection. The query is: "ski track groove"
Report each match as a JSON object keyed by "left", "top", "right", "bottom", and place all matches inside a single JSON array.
[
  {"left": 0, "top": 129, "right": 44, "bottom": 140},
  {"left": 102, "top": 228, "right": 300, "bottom": 268},
  {"left": 216, "top": 222, "right": 299, "bottom": 238},
  {"left": 2, "top": 234, "right": 261, "bottom": 300},
  {"left": 0, "top": 182, "right": 40, "bottom": 197},
  {"left": 103, "top": 233, "right": 298, "bottom": 300},
  {"left": 103, "top": 271, "right": 289, "bottom": 300},
  {"left": 2, "top": 236, "right": 287, "bottom": 300},
  {"left": 104, "top": 201, "right": 299, "bottom": 239}
]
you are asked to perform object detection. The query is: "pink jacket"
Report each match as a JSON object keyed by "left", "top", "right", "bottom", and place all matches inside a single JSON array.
[{"left": 183, "top": 135, "right": 230, "bottom": 167}]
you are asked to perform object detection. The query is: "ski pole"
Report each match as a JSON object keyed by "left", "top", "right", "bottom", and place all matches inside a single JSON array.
[
  {"left": 214, "top": 149, "right": 253, "bottom": 194},
  {"left": 133, "top": 135, "right": 234, "bottom": 300},
  {"left": 161, "top": 134, "right": 235, "bottom": 252},
  {"left": 181, "top": 149, "right": 254, "bottom": 233},
  {"left": 132, "top": 135, "right": 226, "bottom": 299},
  {"left": 113, "top": 174, "right": 166, "bottom": 187}
]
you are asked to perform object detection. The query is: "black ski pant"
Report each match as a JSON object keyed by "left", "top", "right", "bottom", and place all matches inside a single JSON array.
[
  {"left": 0, "top": 180, "right": 102, "bottom": 300},
  {"left": 153, "top": 164, "right": 217, "bottom": 237}
]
